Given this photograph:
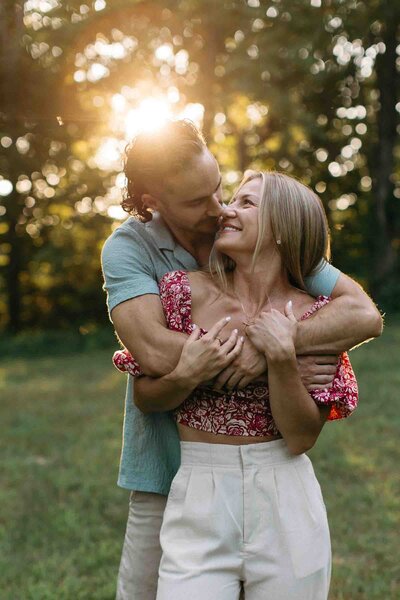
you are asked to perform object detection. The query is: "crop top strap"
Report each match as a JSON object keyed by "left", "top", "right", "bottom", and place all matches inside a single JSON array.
[{"left": 159, "top": 270, "right": 193, "bottom": 333}]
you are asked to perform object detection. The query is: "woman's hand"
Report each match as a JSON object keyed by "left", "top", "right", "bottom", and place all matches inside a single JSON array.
[
  {"left": 174, "top": 317, "right": 244, "bottom": 387},
  {"left": 246, "top": 301, "right": 298, "bottom": 363}
]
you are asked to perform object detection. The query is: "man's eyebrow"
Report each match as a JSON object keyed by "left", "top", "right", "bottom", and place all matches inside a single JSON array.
[{"left": 188, "top": 176, "right": 222, "bottom": 203}]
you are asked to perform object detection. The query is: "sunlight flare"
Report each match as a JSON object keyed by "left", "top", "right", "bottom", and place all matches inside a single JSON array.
[{"left": 125, "top": 98, "right": 172, "bottom": 138}]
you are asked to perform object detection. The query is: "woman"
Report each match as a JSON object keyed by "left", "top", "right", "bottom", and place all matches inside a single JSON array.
[{"left": 114, "top": 171, "right": 358, "bottom": 599}]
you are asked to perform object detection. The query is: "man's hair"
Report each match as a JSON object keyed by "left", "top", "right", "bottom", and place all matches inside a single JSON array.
[
  {"left": 122, "top": 119, "right": 206, "bottom": 221},
  {"left": 209, "top": 170, "right": 331, "bottom": 291}
]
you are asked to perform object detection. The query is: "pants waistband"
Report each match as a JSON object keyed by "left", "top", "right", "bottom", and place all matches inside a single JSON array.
[{"left": 180, "top": 439, "right": 302, "bottom": 468}]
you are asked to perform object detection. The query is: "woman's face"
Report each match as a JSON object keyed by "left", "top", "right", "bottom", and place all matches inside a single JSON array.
[{"left": 215, "top": 177, "right": 272, "bottom": 258}]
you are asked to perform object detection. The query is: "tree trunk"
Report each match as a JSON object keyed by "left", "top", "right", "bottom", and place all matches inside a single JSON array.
[
  {"left": 370, "top": 7, "right": 399, "bottom": 296},
  {"left": 0, "top": 2, "right": 24, "bottom": 332},
  {"left": 193, "top": 18, "right": 223, "bottom": 143}
]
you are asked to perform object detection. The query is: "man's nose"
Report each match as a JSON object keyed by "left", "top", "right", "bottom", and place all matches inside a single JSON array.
[{"left": 206, "top": 194, "right": 224, "bottom": 217}]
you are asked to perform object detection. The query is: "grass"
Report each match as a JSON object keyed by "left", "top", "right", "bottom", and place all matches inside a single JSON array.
[{"left": 1, "top": 323, "right": 399, "bottom": 599}]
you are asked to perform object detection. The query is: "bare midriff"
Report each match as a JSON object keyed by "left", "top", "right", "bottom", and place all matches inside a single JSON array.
[{"left": 178, "top": 423, "right": 282, "bottom": 445}]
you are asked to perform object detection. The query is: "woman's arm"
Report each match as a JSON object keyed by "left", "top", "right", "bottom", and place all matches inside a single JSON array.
[
  {"left": 134, "top": 320, "right": 244, "bottom": 413},
  {"left": 246, "top": 302, "right": 330, "bottom": 454},
  {"left": 267, "top": 352, "right": 330, "bottom": 454}
]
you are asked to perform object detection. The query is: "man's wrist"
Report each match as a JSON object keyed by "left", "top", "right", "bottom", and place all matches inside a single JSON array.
[
  {"left": 293, "top": 320, "right": 308, "bottom": 354},
  {"left": 265, "top": 343, "right": 296, "bottom": 366}
]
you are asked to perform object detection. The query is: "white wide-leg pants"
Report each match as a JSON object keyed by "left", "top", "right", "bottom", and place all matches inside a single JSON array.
[{"left": 156, "top": 439, "right": 331, "bottom": 600}]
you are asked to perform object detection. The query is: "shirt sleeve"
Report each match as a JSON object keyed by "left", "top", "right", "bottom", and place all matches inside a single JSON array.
[
  {"left": 101, "top": 225, "right": 160, "bottom": 322},
  {"left": 310, "top": 352, "right": 358, "bottom": 420},
  {"left": 304, "top": 260, "right": 341, "bottom": 297}
]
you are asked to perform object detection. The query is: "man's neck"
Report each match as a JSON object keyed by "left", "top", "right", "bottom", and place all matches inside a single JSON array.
[{"left": 166, "top": 224, "right": 215, "bottom": 267}]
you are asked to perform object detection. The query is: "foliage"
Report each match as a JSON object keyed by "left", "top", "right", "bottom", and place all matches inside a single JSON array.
[
  {"left": 0, "top": 0, "right": 399, "bottom": 332},
  {"left": 0, "top": 326, "right": 117, "bottom": 358}
]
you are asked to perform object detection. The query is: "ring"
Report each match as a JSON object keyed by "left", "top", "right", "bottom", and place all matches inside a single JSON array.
[{"left": 216, "top": 337, "right": 223, "bottom": 346}]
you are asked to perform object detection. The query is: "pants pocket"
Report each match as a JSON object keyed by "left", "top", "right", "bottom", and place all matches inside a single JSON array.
[{"left": 160, "top": 467, "right": 222, "bottom": 573}]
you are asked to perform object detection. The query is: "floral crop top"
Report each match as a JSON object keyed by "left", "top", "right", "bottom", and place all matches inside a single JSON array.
[{"left": 113, "top": 270, "right": 358, "bottom": 437}]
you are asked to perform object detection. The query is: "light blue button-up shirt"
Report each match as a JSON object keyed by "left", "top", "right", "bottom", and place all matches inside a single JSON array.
[{"left": 101, "top": 213, "right": 340, "bottom": 494}]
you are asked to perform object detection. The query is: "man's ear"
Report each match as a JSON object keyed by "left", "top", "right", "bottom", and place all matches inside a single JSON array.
[{"left": 141, "top": 193, "right": 159, "bottom": 213}]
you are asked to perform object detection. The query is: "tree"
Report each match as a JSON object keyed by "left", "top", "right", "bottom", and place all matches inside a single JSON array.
[{"left": 0, "top": 0, "right": 398, "bottom": 332}]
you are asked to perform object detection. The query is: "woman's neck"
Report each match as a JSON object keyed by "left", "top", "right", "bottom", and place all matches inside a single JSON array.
[{"left": 230, "top": 257, "right": 292, "bottom": 311}]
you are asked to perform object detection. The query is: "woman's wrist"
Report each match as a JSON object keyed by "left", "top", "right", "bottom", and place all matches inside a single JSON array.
[{"left": 167, "top": 364, "right": 201, "bottom": 392}]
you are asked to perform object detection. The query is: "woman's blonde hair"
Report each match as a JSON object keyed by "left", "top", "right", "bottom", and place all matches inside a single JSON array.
[{"left": 209, "top": 170, "right": 331, "bottom": 291}]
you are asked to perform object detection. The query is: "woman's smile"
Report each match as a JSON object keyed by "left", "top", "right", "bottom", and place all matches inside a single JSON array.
[{"left": 219, "top": 223, "right": 242, "bottom": 234}]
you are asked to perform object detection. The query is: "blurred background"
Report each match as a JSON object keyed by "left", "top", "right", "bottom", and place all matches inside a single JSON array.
[{"left": 1, "top": 1, "right": 399, "bottom": 599}]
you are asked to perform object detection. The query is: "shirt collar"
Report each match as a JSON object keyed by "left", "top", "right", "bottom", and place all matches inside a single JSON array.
[
  {"left": 146, "top": 212, "right": 176, "bottom": 251},
  {"left": 146, "top": 212, "right": 199, "bottom": 269}
]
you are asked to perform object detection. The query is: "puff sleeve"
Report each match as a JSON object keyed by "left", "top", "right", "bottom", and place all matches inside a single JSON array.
[{"left": 310, "top": 352, "right": 358, "bottom": 420}]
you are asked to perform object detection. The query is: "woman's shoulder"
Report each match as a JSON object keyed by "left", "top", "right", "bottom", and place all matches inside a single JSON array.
[
  {"left": 290, "top": 288, "right": 330, "bottom": 320},
  {"left": 186, "top": 270, "right": 212, "bottom": 286},
  {"left": 159, "top": 269, "right": 215, "bottom": 306},
  {"left": 290, "top": 289, "right": 315, "bottom": 318},
  {"left": 186, "top": 270, "right": 218, "bottom": 303}
]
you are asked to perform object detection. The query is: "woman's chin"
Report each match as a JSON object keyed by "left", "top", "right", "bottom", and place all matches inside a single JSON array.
[
  {"left": 214, "top": 237, "right": 246, "bottom": 263},
  {"left": 214, "top": 233, "right": 240, "bottom": 250}
]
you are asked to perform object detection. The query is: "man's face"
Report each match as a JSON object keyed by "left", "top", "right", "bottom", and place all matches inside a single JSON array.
[{"left": 149, "top": 149, "right": 223, "bottom": 236}]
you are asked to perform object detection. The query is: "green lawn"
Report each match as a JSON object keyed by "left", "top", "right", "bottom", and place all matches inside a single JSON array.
[{"left": 1, "top": 324, "right": 399, "bottom": 599}]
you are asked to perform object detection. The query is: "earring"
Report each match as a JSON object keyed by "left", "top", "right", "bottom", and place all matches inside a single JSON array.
[{"left": 276, "top": 239, "right": 281, "bottom": 245}]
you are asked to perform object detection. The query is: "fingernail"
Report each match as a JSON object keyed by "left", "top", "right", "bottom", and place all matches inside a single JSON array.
[
  {"left": 233, "top": 328, "right": 238, "bottom": 334},
  {"left": 192, "top": 324, "right": 197, "bottom": 329},
  {"left": 288, "top": 300, "right": 292, "bottom": 308},
  {"left": 226, "top": 316, "right": 231, "bottom": 321},
  {"left": 240, "top": 336, "right": 245, "bottom": 342}
]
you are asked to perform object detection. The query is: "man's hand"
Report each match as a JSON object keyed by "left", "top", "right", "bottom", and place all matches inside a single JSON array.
[
  {"left": 213, "top": 339, "right": 267, "bottom": 390},
  {"left": 297, "top": 355, "right": 338, "bottom": 391}
]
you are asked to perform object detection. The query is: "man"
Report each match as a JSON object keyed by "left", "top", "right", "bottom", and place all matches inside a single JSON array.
[{"left": 101, "top": 119, "right": 382, "bottom": 600}]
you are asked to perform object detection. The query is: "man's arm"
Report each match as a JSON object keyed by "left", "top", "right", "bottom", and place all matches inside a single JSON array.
[
  {"left": 112, "top": 295, "right": 187, "bottom": 378},
  {"left": 295, "top": 273, "right": 383, "bottom": 355},
  {"left": 101, "top": 226, "right": 187, "bottom": 378},
  {"left": 134, "top": 322, "right": 243, "bottom": 413}
]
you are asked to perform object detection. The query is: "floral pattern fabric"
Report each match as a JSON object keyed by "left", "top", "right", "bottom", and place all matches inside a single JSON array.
[{"left": 113, "top": 270, "right": 358, "bottom": 436}]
